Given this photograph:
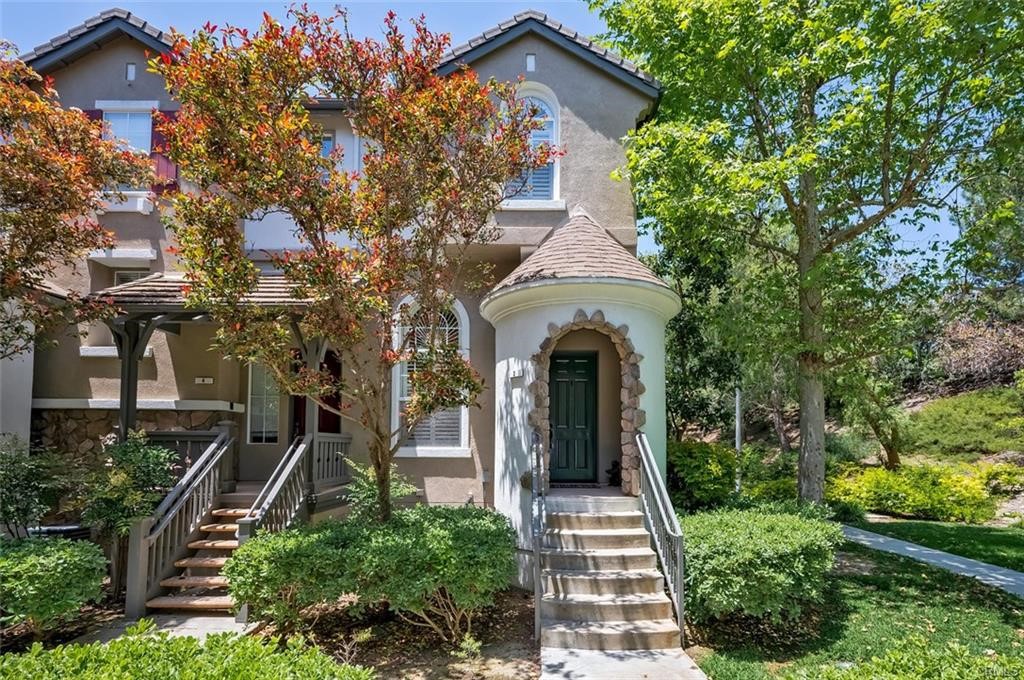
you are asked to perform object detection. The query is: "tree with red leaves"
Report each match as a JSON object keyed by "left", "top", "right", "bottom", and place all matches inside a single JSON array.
[
  {"left": 153, "top": 8, "right": 552, "bottom": 520},
  {"left": 0, "top": 45, "right": 153, "bottom": 360}
]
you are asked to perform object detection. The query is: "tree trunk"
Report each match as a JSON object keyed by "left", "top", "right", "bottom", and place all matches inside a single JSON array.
[
  {"left": 370, "top": 440, "right": 393, "bottom": 523},
  {"left": 865, "top": 414, "right": 902, "bottom": 469},
  {"left": 769, "top": 386, "right": 792, "bottom": 453},
  {"left": 796, "top": 145, "right": 826, "bottom": 502}
]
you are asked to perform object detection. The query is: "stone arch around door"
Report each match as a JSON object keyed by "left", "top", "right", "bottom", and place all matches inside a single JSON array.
[{"left": 527, "top": 309, "right": 646, "bottom": 495}]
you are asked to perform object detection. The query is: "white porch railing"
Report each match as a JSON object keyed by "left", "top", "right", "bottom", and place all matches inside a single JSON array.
[{"left": 635, "top": 432, "right": 686, "bottom": 645}]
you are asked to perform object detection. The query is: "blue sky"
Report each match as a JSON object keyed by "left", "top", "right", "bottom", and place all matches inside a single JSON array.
[{"left": 1, "top": 1, "right": 959, "bottom": 255}]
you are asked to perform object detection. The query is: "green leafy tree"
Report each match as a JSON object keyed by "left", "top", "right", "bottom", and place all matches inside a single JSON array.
[
  {"left": 594, "top": 0, "right": 1024, "bottom": 500},
  {"left": 152, "top": 9, "right": 548, "bottom": 521}
]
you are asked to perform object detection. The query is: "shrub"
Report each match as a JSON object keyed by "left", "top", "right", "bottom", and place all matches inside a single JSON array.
[
  {"left": 825, "top": 430, "right": 877, "bottom": 465},
  {"left": 679, "top": 509, "right": 843, "bottom": 624},
  {"left": 0, "top": 538, "right": 106, "bottom": 637},
  {"left": 981, "top": 462, "right": 1024, "bottom": 495},
  {"left": 223, "top": 521, "right": 349, "bottom": 634},
  {"left": 342, "top": 505, "right": 516, "bottom": 642},
  {"left": 729, "top": 497, "right": 866, "bottom": 524},
  {"left": 0, "top": 436, "right": 54, "bottom": 539},
  {"left": 0, "top": 620, "right": 375, "bottom": 679},
  {"left": 828, "top": 464, "right": 996, "bottom": 523},
  {"left": 667, "top": 440, "right": 736, "bottom": 512},
  {"left": 82, "top": 431, "right": 177, "bottom": 592},
  {"left": 744, "top": 477, "right": 797, "bottom": 502},
  {"left": 905, "top": 387, "right": 1024, "bottom": 460},
  {"left": 787, "top": 636, "right": 1024, "bottom": 679}
]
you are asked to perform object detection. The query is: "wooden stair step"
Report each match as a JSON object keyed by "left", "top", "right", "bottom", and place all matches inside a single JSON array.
[
  {"left": 212, "top": 508, "right": 250, "bottom": 518},
  {"left": 200, "top": 523, "right": 239, "bottom": 533},
  {"left": 146, "top": 595, "right": 233, "bottom": 611},
  {"left": 175, "top": 556, "right": 229, "bottom": 569},
  {"left": 188, "top": 539, "right": 239, "bottom": 550},
  {"left": 160, "top": 575, "right": 229, "bottom": 588}
]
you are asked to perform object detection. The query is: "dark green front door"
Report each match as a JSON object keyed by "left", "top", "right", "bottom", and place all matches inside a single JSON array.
[{"left": 549, "top": 352, "right": 598, "bottom": 483}]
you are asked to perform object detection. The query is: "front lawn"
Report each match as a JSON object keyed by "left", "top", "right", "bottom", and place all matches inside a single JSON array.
[
  {"left": 692, "top": 543, "right": 1024, "bottom": 679},
  {"left": 855, "top": 519, "right": 1024, "bottom": 572}
]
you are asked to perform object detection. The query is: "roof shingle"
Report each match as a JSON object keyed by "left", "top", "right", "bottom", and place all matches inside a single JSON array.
[
  {"left": 492, "top": 208, "right": 668, "bottom": 293},
  {"left": 91, "top": 272, "right": 308, "bottom": 310}
]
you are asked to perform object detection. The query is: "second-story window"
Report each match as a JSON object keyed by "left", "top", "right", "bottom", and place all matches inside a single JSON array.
[
  {"left": 321, "top": 131, "right": 335, "bottom": 181},
  {"left": 103, "top": 111, "right": 151, "bottom": 154},
  {"left": 510, "top": 93, "right": 557, "bottom": 201}
]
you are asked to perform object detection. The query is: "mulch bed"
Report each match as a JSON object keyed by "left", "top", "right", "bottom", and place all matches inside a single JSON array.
[
  {"left": 0, "top": 586, "right": 124, "bottom": 655},
  {"left": 304, "top": 588, "right": 538, "bottom": 679}
]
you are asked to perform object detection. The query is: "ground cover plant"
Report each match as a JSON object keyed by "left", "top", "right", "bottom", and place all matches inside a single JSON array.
[
  {"left": 693, "top": 543, "right": 1024, "bottom": 679},
  {"left": 667, "top": 439, "right": 737, "bottom": 511},
  {"left": 905, "top": 387, "right": 1024, "bottom": 460},
  {"left": 0, "top": 620, "right": 374, "bottom": 679},
  {"left": 854, "top": 519, "right": 1024, "bottom": 572},
  {"left": 0, "top": 538, "right": 106, "bottom": 639}
]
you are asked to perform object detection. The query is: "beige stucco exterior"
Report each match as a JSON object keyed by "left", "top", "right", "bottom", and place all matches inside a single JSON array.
[{"left": 18, "top": 13, "right": 669, "bottom": 519}]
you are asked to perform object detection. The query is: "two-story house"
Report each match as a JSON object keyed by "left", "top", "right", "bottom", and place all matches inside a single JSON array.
[{"left": 12, "top": 9, "right": 683, "bottom": 647}]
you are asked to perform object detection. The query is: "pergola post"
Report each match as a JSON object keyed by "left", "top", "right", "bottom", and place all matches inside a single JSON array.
[
  {"left": 291, "top": 319, "right": 327, "bottom": 499},
  {"left": 109, "top": 315, "right": 164, "bottom": 441}
]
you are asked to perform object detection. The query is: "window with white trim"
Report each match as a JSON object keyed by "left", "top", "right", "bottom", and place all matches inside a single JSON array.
[
  {"left": 103, "top": 111, "right": 151, "bottom": 153},
  {"left": 113, "top": 270, "right": 149, "bottom": 286},
  {"left": 248, "top": 364, "right": 280, "bottom": 444},
  {"left": 510, "top": 93, "right": 557, "bottom": 201},
  {"left": 392, "top": 299, "right": 470, "bottom": 455}
]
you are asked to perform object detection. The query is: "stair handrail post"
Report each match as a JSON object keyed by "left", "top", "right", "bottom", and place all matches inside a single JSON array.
[
  {"left": 125, "top": 515, "right": 155, "bottom": 620},
  {"left": 233, "top": 516, "right": 256, "bottom": 624},
  {"left": 635, "top": 431, "right": 687, "bottom": 647},
  {"left": 530, "top": 429, "right": 545, "bottom": 641}
]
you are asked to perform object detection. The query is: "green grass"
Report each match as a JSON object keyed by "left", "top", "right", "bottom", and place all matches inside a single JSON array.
[
  {"left": 854, "top": 520, "right": 1024, "bottom": 572},
  {"left": 905, "top": 387, "right": 1024, "bottom": 461},
  {"left": 694, "top": 543, "right": 1024, "bottom": 679}
]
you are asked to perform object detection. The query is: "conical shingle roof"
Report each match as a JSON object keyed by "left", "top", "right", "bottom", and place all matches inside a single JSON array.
[{"left": 491, "top": 209, "right": 669, "bottom": 294}]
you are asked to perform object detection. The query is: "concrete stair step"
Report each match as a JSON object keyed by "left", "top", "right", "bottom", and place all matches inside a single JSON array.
[
  {"left": 160, "top": 575, "right": 229, "bottom": 589},
  {"left": 547, "top": 511, "right": 645, "bottom": 530},
  {"left": 211, "top": 508, "right": 250, "bottom": 518},
  {"left": 187, "top": 539, "right": 239, "bottom": 550},
  {"left": 546, "top": 495, "right": 641, "bottom": 513},
  {"left": 541, "top": 593, "right": 673, "bottom": 622},
  {"left": 146, "top": 595, "right": 233, "bottom": 611},
  {"left": 541, "top": 619, "right": 680, "bottom": 651},
  {"left": 175, "top": 556, "right": 230, "bottom": 569},
  {"left": 543, "top": 569, "right": 664, "bottom": 595},
  {"left": 200, "top": 523, "right": 239, "bottom": 534},
  {"left": 543, "top": 528, "right": 651, "bottom": 551},
  {"left": 541, "top": 548, "right": 658, "bottom": 571}
]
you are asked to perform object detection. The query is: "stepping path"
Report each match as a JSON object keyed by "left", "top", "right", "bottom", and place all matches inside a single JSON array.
[
  {"left": 843, "top": 525, "right": 1024, "bottom": 598},
  {"left": 74, "top": 614, "right": 248, "bottom": 644}
]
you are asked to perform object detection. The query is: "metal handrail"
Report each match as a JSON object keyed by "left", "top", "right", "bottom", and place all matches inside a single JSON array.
[
  {"left": 530, "top": 430, "right": 547, "bottom": 640},
  {"left": 151, "top": 431, "right": 229, "bottom": 522},
  {"left": 246, "top": 434, "right": 312, "bottom": 523},
  {"left": 635, "top": 431, "right": 686, "bottom": 646}
]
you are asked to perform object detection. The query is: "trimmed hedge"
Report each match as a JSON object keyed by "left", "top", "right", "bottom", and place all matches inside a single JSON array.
[
  {"left": 221, "top": 521, "right": 349, "bottom": 634},
  {"left": 786, "top": 636, "right": 1024, "bottom": 679},
  {"left": 226, "top": 505, "right": 516, "bottom": 641},
  {"left": 0, "top": 622, "right": 374, "bottom": 679},
  {"left": 0, "top": 538, "right": 106, "bottom": 636},
  {"left": 680, "top": 509, "right": 843, "bottom": 624},
  {"left": 667, "top": 440, "right": 736, "bottom": 511},
  {"left": 828, "top": 464, "right": 996, "bottom": 523}
]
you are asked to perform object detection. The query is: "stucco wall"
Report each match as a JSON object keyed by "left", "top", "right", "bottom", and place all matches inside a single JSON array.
[
  {"left": 470, "top": 33, "right": 653, "bottom": 248},
  {"left": 47, "top": 36, "right": 176, "bottom": 110},
  {"left": 483, "top": 280, "right": 677, "bottom": 551}
]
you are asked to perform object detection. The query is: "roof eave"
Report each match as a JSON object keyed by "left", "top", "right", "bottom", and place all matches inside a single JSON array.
[
  {"left": 22, "top": 17, "right": 173, "bottom": 74},
  {"left": 437, "top": 18, "right": 660, "bottom": 100}
]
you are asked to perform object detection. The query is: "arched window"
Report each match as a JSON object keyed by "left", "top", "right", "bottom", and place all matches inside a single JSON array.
[
  {"left": 510, "top": 86, "right": 559, "bottom": 201},
  {"left": 391, "top": 298, "right": 471, "bottom": 457}
]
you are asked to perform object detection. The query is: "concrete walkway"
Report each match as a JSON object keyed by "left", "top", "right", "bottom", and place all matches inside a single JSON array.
[
  {"left": 843, "top": 525, "right": 1024, "bottom": 598},
  {"left": 541, "top": 647, "right": 707, "bottom": 680},
  {"left": 74, "top": 614, "right": 248, "bottom": 644}
]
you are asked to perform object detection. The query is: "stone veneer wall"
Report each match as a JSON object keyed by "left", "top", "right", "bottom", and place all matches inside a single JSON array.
[
  {"left": 32, "top": 409, "right": 228, "bottom": 456},
  {"left": 528, "top": 308, "right": 646, "bottom": 495}
]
